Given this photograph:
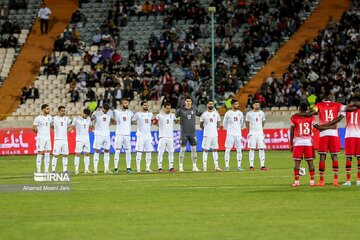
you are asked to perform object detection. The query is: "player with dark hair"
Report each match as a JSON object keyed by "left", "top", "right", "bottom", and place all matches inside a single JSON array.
[
  {"left": 342, "top": 96, "right": 360, "bottom": 186},
  {"left": 175, "top": 97, "right": 201, "bottom": 172},
  {"left": 32, "top": 104, "right": 52, "bottom": 173},
  {"left": 290, "top": 102, "right": 336, "bottom": 186},
  {"left": 51, "top": 106, "right": 72, "bottom": 172},
  {"left": 113, "top": 98, "right": 134, "bottom": 174},
  {"left": 155, "top": 102, "right": 177, "bottom": 172},
  {"left": 72, "top": 108, "right": 93, "bottom": 174},
  {"left": 133, "top": 101, "right": 154, "bottom": 172},
  {"left": 223, "top": 99, "right": 245, "bottom": 171},
  {"left": 91, "top": 103, "right": 114, "bottom": 174},
  {"left": 245, "top": 100, "right": 268, "bottom": 170}
]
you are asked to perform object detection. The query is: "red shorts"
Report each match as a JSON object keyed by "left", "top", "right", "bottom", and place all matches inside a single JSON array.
[
  {"left": 345, "top": 137, "right": 360, "bottom": 157},
  {"left": 292, "top": 145, "right": 315, "bottom": 160},
  {"left": 318, "top": 136, "right": 341, "bottom": 154}
]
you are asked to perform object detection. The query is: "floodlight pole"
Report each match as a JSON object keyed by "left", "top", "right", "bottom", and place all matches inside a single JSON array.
[{"left": 208, "top": 6, "right": 216, "bottom": 100}]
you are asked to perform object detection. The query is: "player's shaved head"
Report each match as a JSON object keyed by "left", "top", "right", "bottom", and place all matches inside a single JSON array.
[{"left": 299, "top": 102, "right": 309, "bottom": 112}]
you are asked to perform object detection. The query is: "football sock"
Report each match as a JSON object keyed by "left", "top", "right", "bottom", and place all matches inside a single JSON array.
[
  {"left": 136, "top": 152, "right": 142, "bottom": 170},
  {"left": 169, "top": 152, "right": 174, "bottom": 169},
  {"left": 259, "top": 150, "right": 265, "bottom": 167},
  {"left": 237, "top": 149, "right": 242, "bottom": 168},
  {"left": 190, "top": 146, "right": 197, "bottom": 167},
  {"left": 114, "top": 150, "right": 120, "bottom": 169},
  {"left": 125, "top": 150, "right": 131, "bottom": 169},
  {"left": 225, "top": 148, "right": 231, "bottom": 168},
  {"left": 94, "top": 152, "right": 99, "bottom": 171},
  {"left": 104, "top": 152, "right": 110, "bottom": 170},
  {"left": 146, "top": 152, "right": 151, "bottom": 169},
  {"left": 333, "top": 160, "right": 339, "bottom": 181},
  {"left": 249, "top": 149, "right": 255, "bottom": 167},
  {"left": 158, "top": 151, "right": 164, "bottom": 169},
  {"left": 294, "top": 169, "right": 300, "bottom": 181},
  {"left": 44, "top": 152, "right": 50, "bottom": 172},
  {"left": 179, "top": 146, "right": 186, "bottom": 167},
  {"left": 357, "top": 159, "right": 360, "bottom": 181},
  {"left": 51, "top": 156, "right": 58, "bottom": 172},
  {"left": 36, "top": 154, "right": 43, "bottom": 172},
  {"left": 346, "top": 159, "right": 352, "bottom": 182},
  {"left": 202, "top": 151, "right": 208, "bottom": 169},
  {"left": 309, "top": 170, "right": 315, "bottom": 181},
  {"left": 319, "top": 161, "right": 325, "bottom": 182},
  {"left": 213, "top": 151, "right": 219, "bottom": 168},
  {"left": 62, "top": 157, "right": 68, "bottom": 172},
  {"left": 74, "top": 156, "right": 80, "bottom": 170},
  {"left": 84, "top": 155, "right": 90, "bottom": 171}
]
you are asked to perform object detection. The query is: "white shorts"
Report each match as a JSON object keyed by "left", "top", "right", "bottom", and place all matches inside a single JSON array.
[
  {"left": 202, "top": 136, "right": 219, "bottom": 150},
  {"left": 225, "top": 135, "right": 243, "bottom": 149},
  {"left": 135, "top": 136, "right": 153, "bottom": 152},
  {"left": 93, "top": 135, "right": 111, "bottom": 150},
  {"left": 158, "top": 138, "right": 174, "bottom": 152},
  {"left": 37, "top": 138, "right": 51, "bottom": 152},
  {"left": 75, "top": 141, "right": 90, "bottom": 153},
  {"left": 115, "top": 135, "right": 131, "bottom": 150},
  {"left": 247, "top": 134, "right": 266, "bottom": 149},
  {"left": 53, "top": 140, "right": 69, "bottom": 155}
]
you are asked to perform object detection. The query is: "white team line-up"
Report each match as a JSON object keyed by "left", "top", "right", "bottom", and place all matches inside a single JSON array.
[{"left": 32, "top": 100, "right": 268, "bottom": 175}]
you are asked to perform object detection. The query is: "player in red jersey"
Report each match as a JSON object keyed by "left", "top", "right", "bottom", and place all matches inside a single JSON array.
[
  {"left": 311, "top": 94, "right": 345, "bottom": 186},
  {"left": 290, "top": 103, "right": 335, "bottom": 187},
  {"left": 343, "top": 96, "right": 360, "bottom": 186}
]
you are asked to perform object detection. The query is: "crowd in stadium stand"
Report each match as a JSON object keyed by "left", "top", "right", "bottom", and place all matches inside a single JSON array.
[
  {"left": 252, "top": 2, "right": 360, "bottom": 109},
  {"left": 41, "top": 0, "right": 318, "bottom": 108}
]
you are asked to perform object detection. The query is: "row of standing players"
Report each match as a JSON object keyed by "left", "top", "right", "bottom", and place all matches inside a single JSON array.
[
  {"left": 289, "top": 94, "right": 360, "bottom": 187},
  {"left": 32, "top": 97, "right": 268, "bottom": 175}
]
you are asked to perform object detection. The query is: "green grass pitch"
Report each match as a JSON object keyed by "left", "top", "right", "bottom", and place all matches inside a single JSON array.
[{"left": 0, "top": 151, "right": 359, "bottom": 240}]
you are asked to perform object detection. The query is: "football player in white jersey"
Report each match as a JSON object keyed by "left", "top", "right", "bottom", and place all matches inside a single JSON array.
[
  {"left": 223, "top": 99, "right": 245, "bottom": 171},
  {"left": 72, "top": 108, "right": 92, "bottom": 174},
  {"left": 91, "top": 103, "right": 114, "bottom": 174},
  {"left": 200, "top": 100, "right": 222, "bottom": 171},
  {"left": 245, "top": 100, "right": 268, "bottom": 171},
  {"left": 133, "top": 101, "right": 154, "bottom": 173},
  {"left": 51, "top": 106, "right": 72, "bottom": 173},
  {"left": 32, "top": 104, "right": 52, "bottom": 173},
  {"left": 113, "top": 98, "right": 134, "bottom": 174},
  {"left": 155, "top": 103, "right": 177, "bottom": 173}
]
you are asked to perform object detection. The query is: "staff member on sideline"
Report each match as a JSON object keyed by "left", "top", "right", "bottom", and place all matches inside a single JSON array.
[{"left": 38, "top": 3, "right": 51, "bottom": 35}]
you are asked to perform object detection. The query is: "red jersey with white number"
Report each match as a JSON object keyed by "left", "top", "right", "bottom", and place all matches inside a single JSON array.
[
  {"left": 313, "top": 101, "right": 344, "bottom": 137},
  {"left": 290, "top": 115, "right": 316, "bottom": 146},
  {"left": 345, "top": 108, "right": 360, "bottom": 138}
]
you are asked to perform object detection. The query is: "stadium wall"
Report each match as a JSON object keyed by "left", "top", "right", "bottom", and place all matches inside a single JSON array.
[{"left": 0, "top": 128, "right": 346, "bottom": 156}]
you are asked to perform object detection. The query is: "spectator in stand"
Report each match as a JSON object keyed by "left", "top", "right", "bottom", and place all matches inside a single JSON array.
[
  {"left": 0, "top": 4, "right": 9, "bottom": 19},
  {"left": 20, "top": 86, "right": 28, "bottom": 104},
  {"left": 7, "top": 34, "right": 18, "bottom": 48},
  {"left": 27, "top": 84, "right": 39, "bottom": 101},
  {"left": 92, "top": 29, "right": 102, "bottom": 46},
  {"left": 83, "top": 87, "right": 96, "bottom": 105},
  {"left": 70, "top": 9, "right": 85, "bottom": 24},
  {"left": 123, "top": 84, "right": 134, "bottom": 101},
  {"left": 53, "top": 35, "right": 65, "bottom": 51},
  {"left": 38, "top": 3, "right": 51, "bottom": 35},
  {"left": 70, "top": 88, "right": 80, "bottom": 103}
]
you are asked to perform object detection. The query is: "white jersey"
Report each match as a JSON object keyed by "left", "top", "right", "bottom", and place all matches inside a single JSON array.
[
  {"left": 113, "top": 109, "right": 134, "bottom": 136},
  {"left": 33, "top": 115, "right": 52, "bottom": 140},
  {"left": 223, "top": 110, "right": 244, "bottom": 137},
  {"left": 133, "top": 111, "right": 153, "bottom": 137},
  {"left": 156, "top": 112, "right": 176, "bottom": 138},
  {"left": 200, "top": 111, "right": 221, "bottom": 137},
  {"left": 72, "top": 116, "right": 92, "bottom": 142},
  {"left": 92, "top": 110, "right": 113, "bottom": 137},
  {"left": 53, "top": 116, "right": 71, "bottom": 140},
  {"left": 246, "top": 110, "right": 265, "bottom": 135}
]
